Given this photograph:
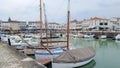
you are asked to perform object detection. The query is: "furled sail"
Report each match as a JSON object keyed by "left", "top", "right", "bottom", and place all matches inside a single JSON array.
[{"left": 53, "top": 46, "right": 95, "bottom": 63}]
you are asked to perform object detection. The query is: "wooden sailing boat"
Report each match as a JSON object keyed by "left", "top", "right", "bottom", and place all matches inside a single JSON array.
[
  {"left": 34, "top": 0, "right": 67, "bottom": 60},
  {"left": 52, "top": 0, "right": 96, "bottom": 68}
]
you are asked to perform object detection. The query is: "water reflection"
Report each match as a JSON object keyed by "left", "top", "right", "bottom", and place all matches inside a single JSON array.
[
  {"left": 71, "top": 38, "right": 120, "bottom": 68},
  {"left": 115, "top": 40, "right": 120, "bottom": 44},
  {"left": 98, "top": 39, "right": 108, "bottom": 48},
  {"left": 74, "top": 60, "right": 96, "bottom": 68}
]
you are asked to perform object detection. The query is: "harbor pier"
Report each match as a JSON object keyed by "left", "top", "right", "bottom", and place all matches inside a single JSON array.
[{"left": 0, "top": 42, "right": 46, "bottom": 68}]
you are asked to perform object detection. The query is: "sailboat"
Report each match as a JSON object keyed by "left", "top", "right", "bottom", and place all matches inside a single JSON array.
[
  {"left": 34, "top": 0, "right": 67, "bottom": 60},
  {"left": 52, "top": 0, "right": 96, "bottom": 68},
  {"left": 36, "top": 0, "right": 95, "bottom": 67}
]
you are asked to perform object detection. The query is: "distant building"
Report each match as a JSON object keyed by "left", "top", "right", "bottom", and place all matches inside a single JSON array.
[
  {"left": 9, "top": 21, "right": 25, "bottom": 30},
  {"left": 81, "top": 17, "right": 112, "bottom": 31},
  {"left": 28, "top": 21, "right": 39, "bottom": 27},
  {"left": 70, "top": 20, "right": 77, "bottom": 30},
  {"left": 48, "top": 22, "right": 61, "bottom": 30},
  {"left": 76, "top": 21, "right": 82, "bottom": 31},
  {"left": 110, "top": 17, "right": 120, "bottom": 31},
  {"left": 0, "top": 18, "right": 26, "bottom": 30},
  {"left": 9, "top": 18, "right": 26, "bottom": 30},
  {"left": 19, "top": 21, "right": 27, "bottom": 30},
  {"left": 27, "top": 21, "right": 40, "bottom": 29},
  {"left": 81, "top": 19, "right": 90, "bottom": 30},
  {"left": 1, "top": 17, "right": 120, "bottom": 32},
  {"left": 1, "top": 21, "right": 10, "bottom": 30},
  {"left": 69, "top": 19, "right": 78, "bottom": 33}
]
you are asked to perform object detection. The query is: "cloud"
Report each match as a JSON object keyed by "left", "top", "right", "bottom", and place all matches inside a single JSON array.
[
  {"left": 0, "top": 0, "right": 39, "bottom": 21},
  {"left": 2, "top": 0, "right": 39, "bottom": 10},
  {"left": 70, "top": 0, "right": 120, "bottom": 20},
  {"left": 0, "top": 0, "right": 120, "bottom": 23}
]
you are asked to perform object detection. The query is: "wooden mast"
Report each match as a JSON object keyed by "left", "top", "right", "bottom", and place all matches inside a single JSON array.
[
  {"left": 43, "top": 3, "right": 48, "bottom": 46},
  {"left": 39, "top": 0, "right": 53, "bottom": 55},
  {"left": 40, "top": 0, "right": 43, "bottom": 45},
  {"left": 67, "top": 0, "right": 70, "bottom": 50}
]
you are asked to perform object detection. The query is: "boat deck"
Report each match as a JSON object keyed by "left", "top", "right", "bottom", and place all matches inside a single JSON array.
[{"left": 0, "top": 42, "right": 46, "bottom": 68}]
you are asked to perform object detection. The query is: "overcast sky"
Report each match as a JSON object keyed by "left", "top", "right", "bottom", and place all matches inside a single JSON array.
[{"left": 0, "top": 0, "right": 120, "bottom": 23}]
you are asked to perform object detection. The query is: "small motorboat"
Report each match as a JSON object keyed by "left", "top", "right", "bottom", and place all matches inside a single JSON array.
[{"left": 115, "top": 34, "right": 120, "bottom": 40}]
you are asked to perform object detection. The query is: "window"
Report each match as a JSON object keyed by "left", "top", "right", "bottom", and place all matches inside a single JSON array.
[
  {"left": 100, "top": 23, "right": 103, "bottom": 25},
  {"left": 104, "top": 23, "right": 108, "bottom": 25}
]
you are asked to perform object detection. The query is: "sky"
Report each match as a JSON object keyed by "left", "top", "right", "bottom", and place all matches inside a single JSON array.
[{"left": 0, "top": 0, "right": 120, "bottom": 23}]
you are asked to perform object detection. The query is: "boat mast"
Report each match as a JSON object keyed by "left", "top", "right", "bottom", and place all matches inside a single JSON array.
[
  {"left": 40, "top": 0, "right": 43, "bottom": 45},
  {"left": 67, "top": 0, "right": 70, "bottom": 50},
  {"left": 43, "top": 3, "right": 48, "bottom": 46},
  {"left": 39, "top": 0, "right": 53, "bottom": 54}
]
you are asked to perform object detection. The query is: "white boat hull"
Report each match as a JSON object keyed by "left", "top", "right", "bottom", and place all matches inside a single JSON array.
[
  {"left": 34, "top": 48, "right": 64, "bottom": 60},
  {"left": 52, "top": 57, "right": 94, "bottom": 68},
  {"left": 1, "top": 37, "right": 8, "bottom": 42},
  {"left": 83, "top": 35, "right": 94, "bottom": 38},
  {"left": 115, "top": 34, "right": 120, "bottom": 40},
  {"left": 100, "top": 35, "right": 107, "bottom": 39}
]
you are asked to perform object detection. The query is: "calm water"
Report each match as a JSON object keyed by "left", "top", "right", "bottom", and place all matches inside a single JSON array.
[
  {"left": 29, "top": 37, "right": 120, "bottom": 68},
  {"left": 70, "top": 38, "right": 120, "bottom": 68}
]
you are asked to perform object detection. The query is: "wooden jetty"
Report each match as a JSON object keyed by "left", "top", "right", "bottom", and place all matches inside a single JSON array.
[{"left": 0, "top": 42, "right": 46, "bottom": 68}]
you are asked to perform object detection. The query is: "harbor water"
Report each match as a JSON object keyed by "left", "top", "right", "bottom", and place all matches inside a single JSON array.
[
  {"left": 70, "top": 38, "right": 120, "bottom": 68},
  {"left": 28, "top": 37, "right": 120, "bottom": 68}
]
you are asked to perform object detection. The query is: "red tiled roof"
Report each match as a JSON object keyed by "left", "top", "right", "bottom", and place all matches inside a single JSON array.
[
  {"left": 90, "top": 17, "right": 106, "bottom": 20},
  {"left": 80, "top": 17, "right": 107, "bottom": 22}
]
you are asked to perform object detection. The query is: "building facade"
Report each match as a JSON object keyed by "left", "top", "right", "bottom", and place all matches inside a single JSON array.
[
  {"left": 81, "top": 17, "right": 112, "bottom": 31},
  {"left": 110, "top": 17, "right": 120, "bottom": 31}
]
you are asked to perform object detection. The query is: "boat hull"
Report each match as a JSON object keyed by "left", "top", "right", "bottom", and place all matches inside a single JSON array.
[
  {"left": 52, "top": 57, "right": 94, "bottom": 68},
  {"left": 115, "top": 34, "right": 120, "bottom": 40},
  {"left": 83, "top": 35, "right": 94, "bottom": 38},
  {"left": 100, "top": 35, "right": 107, "bottom": 39},
  {"left": 34, "top": 48, "right": 64, "bottom": 60}
]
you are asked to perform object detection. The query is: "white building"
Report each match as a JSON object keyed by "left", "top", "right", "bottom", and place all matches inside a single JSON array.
[
  {"left": 76, "top": 21, "right": 82, "bottom": 31},
  {"left": 19, "top": 21, "right": 27, "bottom": 30},
  {"left": 69, "top": 19, "right": 79, "bottom": 34},
  {"left": 28, "top": 21, "right": 63, "bottom": 30},
  {"left": 110, "top": 17, "right": 120, "bottom": 31},
  {"left": 27, "top": 21, "right": 40, "bottom": 30},
  {"left": 0, "top": 18, "right": 27, "bottom": 30},
  {"left": 81, "top": 17, "right": 112, "bottom": 31},
  {"left": 70, "top": 20, "right": 78, "bottom": 30},
  {"left": 1, "top": 21, "right": 10, "bottom": 30},
  {"left": 81, "top": 19, "right": 91, "bottom": 30},
  {"left": 48, "top": 22, "right": 62, "bottom": 30}
]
